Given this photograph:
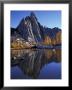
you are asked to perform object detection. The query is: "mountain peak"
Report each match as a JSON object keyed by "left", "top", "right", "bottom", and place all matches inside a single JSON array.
[
  {"left": 30, "top": 12, "right": 36, "bottom": 17},
  {"left": 30, "top": 11, "right": 37, "bottom": 21},
  {"left": 12, "top": 11, "right": 61, "bottom": 46}
]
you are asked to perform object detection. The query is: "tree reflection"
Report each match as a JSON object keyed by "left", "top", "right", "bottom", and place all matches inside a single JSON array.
[{"left": 11, "top": 49, "right": 61, "bottom": 78}]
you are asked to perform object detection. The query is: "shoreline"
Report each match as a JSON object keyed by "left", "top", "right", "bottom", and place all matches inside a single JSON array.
[{"left": 11, "top": 45, "right": 61, "bottom": 50}]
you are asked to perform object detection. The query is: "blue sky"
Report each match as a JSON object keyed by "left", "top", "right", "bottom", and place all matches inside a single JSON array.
[{"left": 11, "top": 11, "right": 61, "bottom": 29}]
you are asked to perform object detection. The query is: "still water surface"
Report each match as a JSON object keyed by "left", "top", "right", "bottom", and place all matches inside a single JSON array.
[{"left": 11, "top": 49, "right": 61, "bottom": 79}]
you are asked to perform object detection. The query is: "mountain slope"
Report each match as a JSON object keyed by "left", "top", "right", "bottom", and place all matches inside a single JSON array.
[{"left": 11, "top": 12, "right": 61, "bottom": 47}]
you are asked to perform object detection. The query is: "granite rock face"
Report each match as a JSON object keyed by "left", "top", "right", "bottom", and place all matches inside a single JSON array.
[{"left": 11, "top": 12, "right": 61, "bottom": 46}]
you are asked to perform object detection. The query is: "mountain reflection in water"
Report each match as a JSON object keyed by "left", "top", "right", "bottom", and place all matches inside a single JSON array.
[{"left": 11, "top": 49, "right": 61, "bottom": 79}]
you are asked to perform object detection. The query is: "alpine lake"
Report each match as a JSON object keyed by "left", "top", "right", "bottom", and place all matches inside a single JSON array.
[{"left": 11, "top": 46, "right": 61, "bottom": 79}]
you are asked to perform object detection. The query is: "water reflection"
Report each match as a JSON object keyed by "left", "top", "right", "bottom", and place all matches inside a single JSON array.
[{"left": 11, "top": 49, "right": 61, "bottom": 79}]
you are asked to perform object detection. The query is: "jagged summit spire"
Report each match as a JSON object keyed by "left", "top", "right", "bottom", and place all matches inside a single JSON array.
[
  {"left": 31, "top": 12, "right": 35, "bottom": 16},
  {"left": 30, "top": 11, "right": 37, "bottom": 21}
]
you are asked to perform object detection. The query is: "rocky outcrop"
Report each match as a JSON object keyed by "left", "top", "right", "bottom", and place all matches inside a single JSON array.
[{"left": 11, "top": 12, "right": 61, "bottom": 48}]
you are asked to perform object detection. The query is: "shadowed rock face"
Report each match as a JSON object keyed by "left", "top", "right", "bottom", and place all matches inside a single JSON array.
[
  {"left": 16, "top": 12, "right": 42, "bottom": 43},
  {"left": 11, "top": 49, "right": 61, "bottom": 79},
  {"left": 11, "top": 12, "right": 61, "bottom": 45}
]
